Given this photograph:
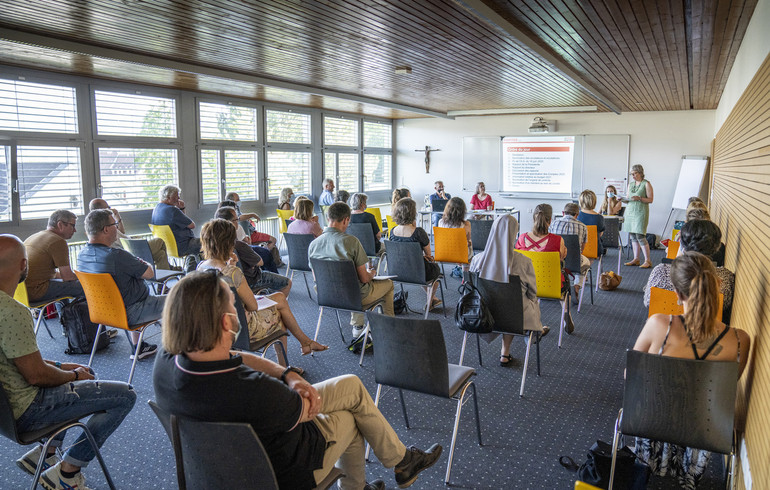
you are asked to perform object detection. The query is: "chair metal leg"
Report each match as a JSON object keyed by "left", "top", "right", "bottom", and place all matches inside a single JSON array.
[
  {"left": 398, "top": 389, "right": 410, "bottom": 428},
  {"left": 438, "top": 280, "right": 446, "bottom": 318},
  {"left": 127, "top": 326, "right": 147, "bottom": 384},
  {"left": 34, "top": 311, "right": 55, "bottom": 339},
  {"left": 424, "top": 285, "right": 431, "bottom": 320},
  {"left": 358, "top": 322, "right": 369, "bottom": 367},
  {"left": 445, "top": 381, "right": 477, "bottom": 485},
  {"left": 608, "top": 408, "right": 624, "bottom": 490},
  {"left": 589, "top": 270, "right": 594, "bottom": 304},
  {"left": 334, "top": 310, "right": 346, "bottom": 343},
  {"left": 471, "top": 383, "right": 482, "bottom": 446},
  {"left": 558, "top": 300, "right": 566, "bottom": 348},
  {"left": 596, "top": 256, "right": 603, "bottom": 292},
  {"left": 578, "top": 274, "right": 587, "bottom": 312},
  {"left": 536, "top": 332, "right": 541, "bottom": 375},
  {"left": 313, "top": 307, "right": 324, "bottom": 343},
  {"left": 459, "top": 331, "right": 468, "bottom": 366},
  {"left": 475, "top": 334, "right": 482, "bottom": 366},
  {"left": 441, "top": 263, "right": 447, "bottom": 288},
  {"left": 87, "top": 324, "right": 104, "bottom": 368},
  {"left": 520, "top": 332, "right": 532, "bottom": 397}
]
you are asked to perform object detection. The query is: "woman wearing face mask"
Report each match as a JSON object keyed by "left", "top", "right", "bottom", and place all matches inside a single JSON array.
[
  {"left": 600, "top": 185, "right": 623, "bottom": 216},
  {"left": 197, "top": 219, "right": 327, "bottom": 364}
]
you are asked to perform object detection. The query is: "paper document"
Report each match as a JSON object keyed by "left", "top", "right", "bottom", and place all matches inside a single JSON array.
[
  {"left": 374, "top": 275, "right": 397, "bottom": 280},
  {"left": 256, "top": 296, "right": 277, "bottom": 309}
]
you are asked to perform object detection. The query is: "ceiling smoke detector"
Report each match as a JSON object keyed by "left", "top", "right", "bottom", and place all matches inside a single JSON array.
[{"left": 528, "top": 116, "right": 549, "bottom": 134}]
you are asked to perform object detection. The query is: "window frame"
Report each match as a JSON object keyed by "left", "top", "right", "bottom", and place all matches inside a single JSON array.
[{"left": 263, "top": 105, "right": 314, "bottom": 202}]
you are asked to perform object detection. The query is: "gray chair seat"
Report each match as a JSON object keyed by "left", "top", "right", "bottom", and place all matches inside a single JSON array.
[{"left": 448, "top": 364, "right": 475, "bottom": 398}]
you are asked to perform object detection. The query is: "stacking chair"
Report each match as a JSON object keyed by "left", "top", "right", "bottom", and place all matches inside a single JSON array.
[
  {"left": 283, "top": 233, "right": 315, "bottom": 299},
  {"left": 382, "top": 240, "right": 446, "bottom": 319},
  {"left": 648, "top": 287, "right": 723, "bottom": 321},
  {"left": 460, "top": 273, "right": 541, "bottom": 397},
  {"left": 230, "top": 287, "right": 288, "bottom": 363},
  {"left": 14, "top": 281, "right": 71, "bottom": 338},
  {"left": 148, "top": 401, "right": 343, "bottom": 490},
  {"left": 148, "top": 224, "right": 184, "bottom": 267},
  {"left": 581, "top": 225, "right": 599, "bottom": 300},
  {"left": 600, "top": 217, "right": 623, "bottom": 273},
  {"left": 120, "top": 238, "right": 183, "bottom": 294},
  {"left": 1, "top": 384, "right": 116, "bottom": 490},
  {"left": 365, "top": 313, "right": 481, "bottom": 484},
  {"left": 347, "top": 223, "right": 379, "bottom": 258},
  {"left": 608, "top": 350, "right": 738, "bottom": 489},
  {"left": 560, "top": 234, "right": 593, "bottom": 313},
  {"left": 74, "top": 271, "right": 161, "bottom": 384},
  {"left": 309, "top": 258, "right": 384, "bottom": 366},
  {"left": 365, "top": 207, "right": 383, "bottom": 232},
  {"left": 385, "top": 214, "right": 396, "bottom": 238},
  {"left": 275, "top": 209, "right": 294, "bottom": 249},
  {"left": 433, "top": 227, "right": 470, "bottom": 287},
  {"left": 469, "top": 219, "right": 493, "bottom": 253},
  {"left": 515, "top": 250, "right": 571, "bottom": 347},
  {"left": 666, "top": 240, "right": 680, "bottom": 260}
]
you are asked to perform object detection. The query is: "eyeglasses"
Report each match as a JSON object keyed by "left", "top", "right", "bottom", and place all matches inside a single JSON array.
[
  {"left": 60, "top": 221, "right": 76, "bottom": 228},
  {"left": 105, "top": 221, "right": 120, "bottom": 228}
]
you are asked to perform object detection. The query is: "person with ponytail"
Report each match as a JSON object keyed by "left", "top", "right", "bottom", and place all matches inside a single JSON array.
[
  {"left": 515, "top": 203, "right": 567, "bottom": 260},
  {"left": 632, "top": 251, "right": 750, "bottom": 489}
]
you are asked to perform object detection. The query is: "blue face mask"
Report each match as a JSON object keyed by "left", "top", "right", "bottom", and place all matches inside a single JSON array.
[{"left": 224, "top": 312, "right": 241, "bottom": 343}]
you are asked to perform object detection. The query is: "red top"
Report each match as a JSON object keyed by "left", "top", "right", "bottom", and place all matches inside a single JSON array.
[
  {"left": 470, "top": 194, "right": 492, "bottom": 210},
  {"left": 515, "top": 232, "right": 561, "bottom": 252}
]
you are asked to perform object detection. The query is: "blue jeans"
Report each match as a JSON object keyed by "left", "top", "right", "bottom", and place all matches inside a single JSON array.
[
  {"left": 125, "top": 295, "right": 166, "bottom": 326},
  {"left": 34, "top": 279, "right": 84, "bottom": 303},
  {"left": 251, "top": 271, "right": 290, "bottom": 293},
  {"left": 16, "top": 381, "right": 136, "bottom": 467}
]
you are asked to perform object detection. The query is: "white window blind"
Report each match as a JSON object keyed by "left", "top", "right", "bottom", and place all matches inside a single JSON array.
[
  {"left": 94, "top": 91, "right": 177, "bottom": 137},
  {"left": 0, "top": 79, "right": 78, "bottom": 133},
  {"left": 364, "top": 121, "right": 392, "bottom": 148},
  {"left": 98, "top": 147, "right": 178, "bottom": 210},
  {"left": 265, "top": 110, "right": 311, "bottom": 144},
  {"left": 267, "top": 151, "right": 311, "bottom": 199},
  {"left": 363, "top": 154, "right": 391, "bottom": 191},
  {"left": 0, "top": 146, "right": 10, "bottom": 221},
  {"left": 224, "top": 150, "right": 258, "bottom": 201},
  {"left": 324, "top": 117, "right": 358, "bottom": 146},
  {"left": 324, "top": 152, "right": 359, "bottom": 193},
  {"left": 199, "top": 102, "right": 257, "bottom": 141},
  {"left": 200, "top": 149, "right": 221, "bottom": 204},
  {"left": 18, "top": 146, "right": 83, "bottom": 220}
]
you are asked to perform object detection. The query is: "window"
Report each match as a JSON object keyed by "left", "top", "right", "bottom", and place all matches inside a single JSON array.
[
  {"left": 324, "top": 117, "right": 358, "bottom": 146},
  {"left": 94, "top": 91, "right": 177, "bottom": 137},
  {"left": 364, "top": 121, "right": 392, "bottom": 148},
  {"left": 267, "top": 151, "right": 311, "bottom": 199},
  {"left": 324, "top": 152, "right": 359, "bottom": 193},
  {"left": 265, "top": 109, "right": 311, "bottom": 144},
  {"left": 199, "top": 102, "right": 257, "bottom": 141},
  {"left": 200, "top": 149, "right": 221, "bottom": 204},
  {"left": 97, "top": 147, "right": 178, "bottom": 210},
  {"left": 0, "top": 146, "right": 10, "bottom": 221},
  {"left": 200, "top": 149, "right": 259, "bottom": 204},
  {"left": 0, "top": 79, "right": 78, "bottom": 133},
  {"left": 18, "top": 146, "right": 83, "bottom": 219},
  {"left": 363, "top": 154, "right": 392, "bottom": 192}
]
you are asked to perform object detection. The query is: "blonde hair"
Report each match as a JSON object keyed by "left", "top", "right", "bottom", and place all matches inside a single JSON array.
[
  {"left": 532, "top": 204, "right": 552, "bottom": 235},
  {"left": 671, "top": 252, "right": 721, "bottom": 343},
  {"left": 579, "top": 190, "right": 596, "bottom": 210},
  {"left": 294, "top": 198, "right": 315, "bottom": 221},
  {"left": 200, "top": 219, "right": 236, "bottom": 262},
  {"left": 600, "top": 185, "right": 619, "bottom": 215}
]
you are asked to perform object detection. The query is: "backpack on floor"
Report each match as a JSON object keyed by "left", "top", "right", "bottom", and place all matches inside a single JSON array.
[
  {"left": 393, "top": 290, "right": 408, "bottom": 315},
  {"left": 60, "top": 298, "right": 110, "bottom": 355}
]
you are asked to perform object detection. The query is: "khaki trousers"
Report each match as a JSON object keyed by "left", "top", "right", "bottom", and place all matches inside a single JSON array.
[
  {"left": 148, "top": 237, "right": 172, "bottom": 269},
  {"left": 312, "top": 374, "right": 406, "bottom": 489},
  {"left": 351, "top": 279, "right": 394, "bottom": 326}
]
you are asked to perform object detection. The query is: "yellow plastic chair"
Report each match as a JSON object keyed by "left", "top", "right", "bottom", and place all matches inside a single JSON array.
[
  {"left": 433, "top": 227, "right": 470, "bottom": 287},
  {"left": 385, "top": 214, "right": 396, "bottom": 238},
  {"left": 666, "top": 240, "right": 680, "bottom": 260},
  {"left": 74, "top": 271, "right": 162, "bottom": 384},
  {"left": 575, "top": 481, "right": 602, "bottom": 490},
  {"left": 515, "top": 250, "right": 570, "bottom": 347},
  {"left": 648, "top": 286, "right": 723, "bottom": 321},
  {"left": 365, "top": 207, "right": 383, "bottom": 232},
  {"left": 276, "top": 209, "right": 294, "bottom": 234},
  {"left": 671, "top": 228, "right": 680, "bottom": 241},
  {"left": 14, "top": 281, "right": 73, "bottom": 338},
  {"left": 148, "top": 224, "right": 181, "bottom": 260}
]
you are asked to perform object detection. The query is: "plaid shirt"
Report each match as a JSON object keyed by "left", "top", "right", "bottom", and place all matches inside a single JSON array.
[{"left": 549, "top": 215, "right": 587, "bottom": 248}]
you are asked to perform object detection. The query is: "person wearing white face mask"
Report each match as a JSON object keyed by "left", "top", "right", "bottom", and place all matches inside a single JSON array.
[{"left": 600, "top": 185, "right": 623, "bottom": 216}]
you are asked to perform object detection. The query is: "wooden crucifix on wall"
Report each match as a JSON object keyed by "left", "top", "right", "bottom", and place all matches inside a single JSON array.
[{"left": 415, "top": 145, "right": 441, "bottom": 173}]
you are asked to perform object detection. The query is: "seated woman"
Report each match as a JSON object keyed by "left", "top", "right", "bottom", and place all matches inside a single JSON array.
[
  {"left": 198, "top": 219, "right": 327, "bottom": 360},
  {"left": 391, "top": 188, "right": 411, "bottom": 208},
  {"left": 644, "top": 219, "right": 734, "bottom": 322},
  {"left": 632, "top": 251, "right": 749, "bottom": 489},
  {"left": 469, "top": 215, "right": 549, "bottom": 366},
  {"left": 349, "top": 192, "right": 382, "bottom": 254},
  {"left": 336, "top": 190, "right": 350, "bottom": 203},
  {"left": 389, "top": 197, "right": 442, "bottom": 311},
  {"left": 515, "top": 204, "right": 567, "bottom": 260},
  {"left": 278, "top": 187, "right": 294, "bottom": 210},
  {"left": 437, "top": 197, "right": 473, "bottom": 270},
  {"left": 600, "top": 185, "right": 623, "bottom": 216},
  {"left": 287, "top": 197, "right": 323, "bottom": 238},
  {"left": 470, "top": 181, "right": 493, "bottom": 211},
  {"left": 576, "top": 189, "right": 605, "bottom": 256}
]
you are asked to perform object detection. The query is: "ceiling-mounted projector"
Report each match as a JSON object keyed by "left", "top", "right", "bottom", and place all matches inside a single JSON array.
[{"left": 528, "top": 116, "right": 549, "bottom": 134}]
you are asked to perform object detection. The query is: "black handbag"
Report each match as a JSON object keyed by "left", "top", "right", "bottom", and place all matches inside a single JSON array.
[
  {"left": 571, "top": 440, "right": 650, "bottom": 490},
  {"left": 454, "top": 283, "right": 494, "bottom": 333}
]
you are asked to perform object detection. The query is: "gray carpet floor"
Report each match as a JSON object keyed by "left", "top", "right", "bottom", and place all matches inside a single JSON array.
[{"left": 0, "top": 247, "right": 727, "bottom": 489}]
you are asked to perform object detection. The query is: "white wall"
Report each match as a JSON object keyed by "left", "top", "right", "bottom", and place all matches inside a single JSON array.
[
  {"left": 715, "top": 0, "right": 770, "bottom": 133},
  {"left": 395, "top": 110, "right": 715, "bottom": 235}
]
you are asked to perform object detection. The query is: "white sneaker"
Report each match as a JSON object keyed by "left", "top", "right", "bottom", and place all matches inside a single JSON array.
[
  {"left": 351, "top": 325, "right": 365, "bottom": 338},
  {"left": 40, "top": 461, "right": 92, "bottom": 490},
  {"left": 16, "top": 445, "right": 60, "bottom": 475}
]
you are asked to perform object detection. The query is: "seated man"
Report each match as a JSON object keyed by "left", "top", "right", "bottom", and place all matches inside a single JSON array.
[
  {"left": 89, "top": 198, "right": 177, "bottom": 270},
  {"left": 549, "top": 202, "right": 590, "bottom": 303},
  {"left": 319, "top": 178, "right": 335, "bottom": 206},
  {"left": 214, "top": 206, "right": 291, "bottom": 296},
  {"left": 151, "top": 184, "right": 201, "bottom": 256},
  {"left": 77, "top": 210, "right": 164, "bottom": 359},
  {"left": 0, "top": 235, "right": 136, "bottom": 490},
  {"left": 23, "top": 209, "right": 84, "bottom": 302},
  {"left": 309, "top": 202, "right": 394, "bottom": 340},
  {"left": 153, "top": 271, "right": 441, "bottom": 490},
  {"left": 428, "top": 181, "right": 451, "bottom": 227}
]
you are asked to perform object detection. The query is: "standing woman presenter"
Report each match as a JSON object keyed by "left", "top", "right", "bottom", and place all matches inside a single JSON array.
[{"left": 624, "top": 164, "right": 654, "bottom": 268}]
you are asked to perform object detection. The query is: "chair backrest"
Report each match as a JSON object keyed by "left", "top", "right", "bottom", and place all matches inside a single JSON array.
[
  {"left": 176, "top": 416, "right": 279, "bottom": 490},
  {"left": 648, "top": 287, "right": 723, "bottom": 321},
  {"left": 514, "top": 250, "right": 562, "bottom": 299},
  {"left": 365, "top": 207, "right": 383, "bottom": 232},
  {"left": 433, "top": 227, "right": 469, "bottom": 264},
  {"left": 13, "top": 281, "right": 30, "bottom": 307},
  {"left": 368, "top": 313, "right": 450, "bottom": 398},
  {"left": 149, "top": 224, "right": 181, "bottom": 258},
  {"left": 559, "top": 234, "right": 582, "bottom": 274},
  {"left": 583, "top": 225, "right": 598, "bottom": 259},
  {"left": 230, "top": 287, "right": 251, "bottom": 351},
  {"left": 319, "top": 205, "right": 330, "bottom": 227},
  {"left": 671, "top": 228, "right": 679, "bottom": 241},
  {"left": 472, "top": 273, "right": 525, "bottom": 335},
  {"left": 470, "top": 219, "right": 493, "bottom": 252},
  {"left": 276, "top": 209, "right": 294, "bottom": 234},
  {"left": 621, "top": 349, "right": 738, "bottom": 453},
  {"left": 382, "top": 240, "right": 427, "bottom": 284},
  {"left": 121, "top": 238, "right": 156, "bottom": 269},
  {"left": 284, "top": 233, "right": 314, "bottom": 272},
  {"left": 147, "top": 401, "right": 186, "bottom": 490},
  {"left": 601, "top": 218, "right": 620, "bottom": 249},
  {"left": 666, "top": 241, "right": 680, "bottom": 260},
  {"left": 309, "top": 258, "right": 364, "bottom": 311},
  {"left": 0, "top": 383, "right": 20, "bottom": 443},
  {"left": 73, "top": 271, "right": 130, "bottom": 329},
  {"left": 385, "top": 215, "right": 396, "bottom": 237},
  {"left": 347, "top": 223, "right": 377, "bottom": 256}
]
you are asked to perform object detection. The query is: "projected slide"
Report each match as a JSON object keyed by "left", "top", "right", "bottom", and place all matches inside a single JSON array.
[{"left": 502, "top": 136, "right": 575, "bottom": 194}]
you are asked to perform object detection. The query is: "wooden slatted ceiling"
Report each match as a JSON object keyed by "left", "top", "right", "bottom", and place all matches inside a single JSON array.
[
  {"left": 711, "top": 52, "right": 770, "bottom": 489},
  {"left": 0, "top": 0, "right": 759, "bottom": 117}
]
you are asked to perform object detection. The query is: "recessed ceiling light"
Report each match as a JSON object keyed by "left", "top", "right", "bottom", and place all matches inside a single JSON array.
[{"left": 395, "top": 66, "right": 412, "bottom": 74}]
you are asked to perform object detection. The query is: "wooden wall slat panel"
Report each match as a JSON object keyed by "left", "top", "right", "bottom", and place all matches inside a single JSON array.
[{"left": 712, "top": 51, "right": 770, "bottom": 489}]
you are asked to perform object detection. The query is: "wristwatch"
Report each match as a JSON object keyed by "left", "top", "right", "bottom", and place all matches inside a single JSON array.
[{"left": 280, "top": 365, "right": 303, "bottom": 383}]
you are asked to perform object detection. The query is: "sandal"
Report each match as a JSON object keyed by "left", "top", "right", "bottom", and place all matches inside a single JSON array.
[
  {"left": 639, "top": 260, "right": 652, "bottom": 269},
  {"left": 624, "top": 259, "right": 640, "bottom": 266},
  {"left": 301, "top": 340, "right": 329, "bottom": 356},
  {"left": 499, "top": 354, "right": 514, "bottom": 367}
]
